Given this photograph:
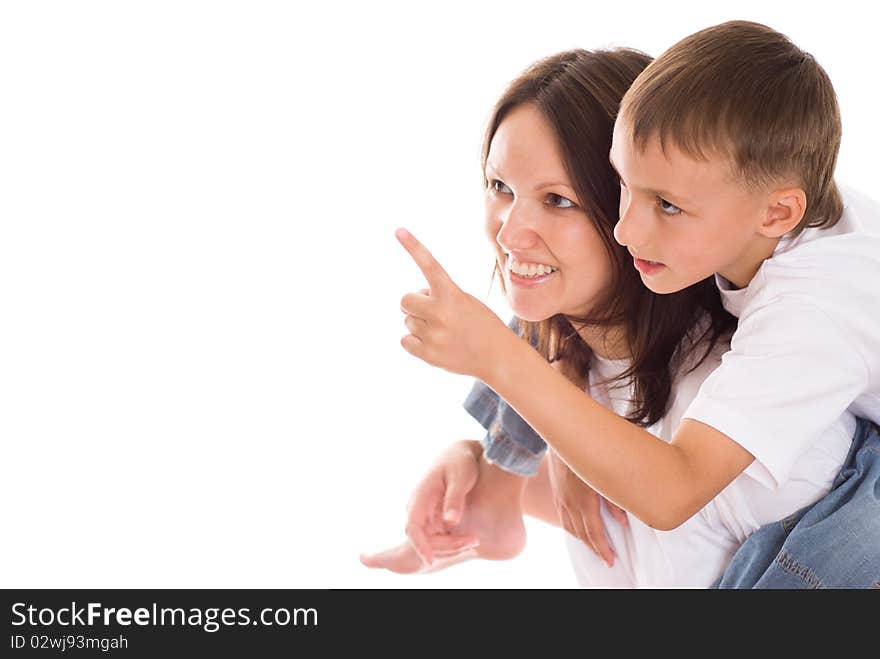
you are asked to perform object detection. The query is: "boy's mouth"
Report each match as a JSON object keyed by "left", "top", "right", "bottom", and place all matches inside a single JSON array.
[{"left": 632, "top": 257, "right": 666, "bottom": 276}]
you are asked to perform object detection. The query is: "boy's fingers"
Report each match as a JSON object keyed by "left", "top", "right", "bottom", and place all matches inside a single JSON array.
[
  {"left": 400, "top": 333, "right": 425, "bottom": 356},
  {"left": 395, "top": 228, "right": 457, "bottom": 294},
  {"left": 605, "top": 499, "right": 630, "bottom": 526},
  {"left": 400, "top": 292, "right": 433, "bottom": 320},
  {"left": 567, "top": 510, "right": 596, "bottom": 557},
  {"left": 404, "top": 315, "right": 426, "bottom": 338},
  {"left": 560, "top": 508, "right": 578, "bottom": 542},
  {"left": 582, "top": 510, "right": 615, "bottom": 567}
]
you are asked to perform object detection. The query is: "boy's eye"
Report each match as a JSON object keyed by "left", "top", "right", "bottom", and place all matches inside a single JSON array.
[
  {"left": 657, "top": 197, "right": 682, "bottom": 216},
  {"left": 546, "top": 193, "right": 576, "bottom": 209},
  {"left": 490, "top": 179, "right": 512, "bottom": 194}
]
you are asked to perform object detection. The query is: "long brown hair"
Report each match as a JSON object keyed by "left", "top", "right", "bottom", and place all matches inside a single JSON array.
[{"left": 483, "top": 49, "right": 736, "bottom": 426}]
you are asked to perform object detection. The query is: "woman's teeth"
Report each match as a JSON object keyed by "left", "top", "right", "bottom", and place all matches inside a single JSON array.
[{"left": 507, "top": 258, "right": 558, "bottom": 278}]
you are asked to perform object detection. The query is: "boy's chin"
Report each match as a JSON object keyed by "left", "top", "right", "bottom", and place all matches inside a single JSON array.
[{"left": 638, "top": 272, "right": 690, "bottom": 295}]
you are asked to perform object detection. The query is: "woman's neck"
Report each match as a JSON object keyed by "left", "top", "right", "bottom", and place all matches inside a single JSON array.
[{"left": 573, "top": 323, "right": 629, "bottom": 361}]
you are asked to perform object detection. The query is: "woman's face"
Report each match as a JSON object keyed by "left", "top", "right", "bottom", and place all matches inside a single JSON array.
[{"left": 484, "top": 103, "right": 614, "bottom": 323}]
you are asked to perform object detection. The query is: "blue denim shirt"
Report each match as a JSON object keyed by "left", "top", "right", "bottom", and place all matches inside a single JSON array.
[
  {"left": 463, "top": 378, "right": 546, "bottom": 476},
  {"left": 462, "top": 317, "right": 546, "bottom": 476}
]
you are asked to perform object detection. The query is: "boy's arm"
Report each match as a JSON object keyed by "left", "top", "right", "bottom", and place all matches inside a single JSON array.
[{"left": 485, "top": 333, "right": 754, "bottom": 531}]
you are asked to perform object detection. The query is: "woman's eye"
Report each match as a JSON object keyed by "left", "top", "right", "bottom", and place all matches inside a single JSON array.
[
  {"left": 546, "top": 193, "right": 576, "bottom": 209},
  {"left": 657, "top": 197, "right": 682, "bottom": 216},
  {"left": 491, "top": 179, "right": 512, "bottom": 194}
]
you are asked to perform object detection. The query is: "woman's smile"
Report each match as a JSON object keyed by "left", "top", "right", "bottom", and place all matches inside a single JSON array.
[{"left": 505, "top": 255, "right": 559, "bottom": 288}]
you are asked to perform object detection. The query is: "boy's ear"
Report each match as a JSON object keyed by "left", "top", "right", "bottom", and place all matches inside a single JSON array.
[{"left": 759, "top": 187, "right": 807, "bottom": 238}]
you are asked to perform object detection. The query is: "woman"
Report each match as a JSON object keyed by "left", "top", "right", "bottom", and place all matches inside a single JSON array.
[{"left": 362, "top": 48, "right": 747, "bottom": 586}]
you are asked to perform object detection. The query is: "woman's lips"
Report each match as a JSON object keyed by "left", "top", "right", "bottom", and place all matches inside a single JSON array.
[
  {"left": 633, "top": 257, "right": 666, "bottom": 276},
  {"left": 507, "top": 269, "right": 557, "bottom": 288}
]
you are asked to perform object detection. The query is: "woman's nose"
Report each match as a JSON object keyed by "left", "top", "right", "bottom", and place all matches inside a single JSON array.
[{"left": 496, "top": 201, "right": 540, "bottom": 252}]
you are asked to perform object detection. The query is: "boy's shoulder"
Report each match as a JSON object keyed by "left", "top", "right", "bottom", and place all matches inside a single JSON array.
[{"left": 829, "top": 183, "right": 880, "bottom": 239}]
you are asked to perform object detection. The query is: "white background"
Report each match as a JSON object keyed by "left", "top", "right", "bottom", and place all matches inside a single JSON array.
[{"left": 1, "top": 0, "right": 877, "bottom": 588}]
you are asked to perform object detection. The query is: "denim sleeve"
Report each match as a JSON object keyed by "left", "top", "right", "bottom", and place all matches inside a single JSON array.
[{"left": 461, "top": 317, "right": 547, "bottom": 476}]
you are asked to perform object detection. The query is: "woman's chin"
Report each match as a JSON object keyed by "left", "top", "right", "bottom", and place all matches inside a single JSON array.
[{"left": 506, "top": 301, "right": 555, "bottom": 324}]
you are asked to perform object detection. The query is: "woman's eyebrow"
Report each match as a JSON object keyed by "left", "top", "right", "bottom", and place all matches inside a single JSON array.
[
  {"left": 485, "top": 161, "right": 573, "bottom": 191},
  {"left": 535, "top": 181, "right": 574, "bottom": 191}
]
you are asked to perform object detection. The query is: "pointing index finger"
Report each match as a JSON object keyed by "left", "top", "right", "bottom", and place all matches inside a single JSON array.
[{"left": 395, "top": 228, "right": 455, "bottom": 293}]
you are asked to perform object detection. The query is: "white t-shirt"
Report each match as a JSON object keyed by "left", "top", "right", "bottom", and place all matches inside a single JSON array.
[
  {"left": 566, "top": 344, "right": 853, "bottom": 588},
  {"left": 683, "top": 184, "right": 880, "bottom": 489}
]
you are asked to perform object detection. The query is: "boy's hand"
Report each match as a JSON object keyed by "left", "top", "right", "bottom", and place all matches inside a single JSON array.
[
  {"left": 547, "top": 448, "right": 628, "bottom": 568},
  {"left": 396, "top": 228, "right": 513, "bottom": 382}
]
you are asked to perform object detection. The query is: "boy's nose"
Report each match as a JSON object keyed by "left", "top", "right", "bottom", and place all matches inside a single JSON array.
[{"left": 613, "top": 201, "right": 648, "bottom": 249}]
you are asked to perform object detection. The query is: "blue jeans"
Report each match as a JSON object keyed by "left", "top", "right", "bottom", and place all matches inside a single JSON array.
[{"left": 713, "top": 417, "right": 880, "bottom": 589}]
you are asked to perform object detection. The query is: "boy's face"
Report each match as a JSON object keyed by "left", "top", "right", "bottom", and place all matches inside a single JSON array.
[{"left": 609, "top": 117, "right": 771, "bottom": 293}]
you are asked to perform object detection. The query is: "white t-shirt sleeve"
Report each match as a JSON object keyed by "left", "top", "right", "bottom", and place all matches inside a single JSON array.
[{"left": 683, "top": 295, "right": 868, "bottom": 489}]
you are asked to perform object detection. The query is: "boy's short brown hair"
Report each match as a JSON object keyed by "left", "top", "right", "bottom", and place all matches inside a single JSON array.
[{"left": 620, "top": 20, "right": 842, "bottom": 233}]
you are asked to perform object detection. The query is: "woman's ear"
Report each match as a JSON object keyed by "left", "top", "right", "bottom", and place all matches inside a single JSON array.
[{"left": 759, "top": 187, "right": 807, "bottom": 238}]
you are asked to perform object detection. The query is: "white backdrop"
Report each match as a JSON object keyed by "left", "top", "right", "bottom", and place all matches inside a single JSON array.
[{"left": 1, "top": 0, "right": 876, "bottom": 588}]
